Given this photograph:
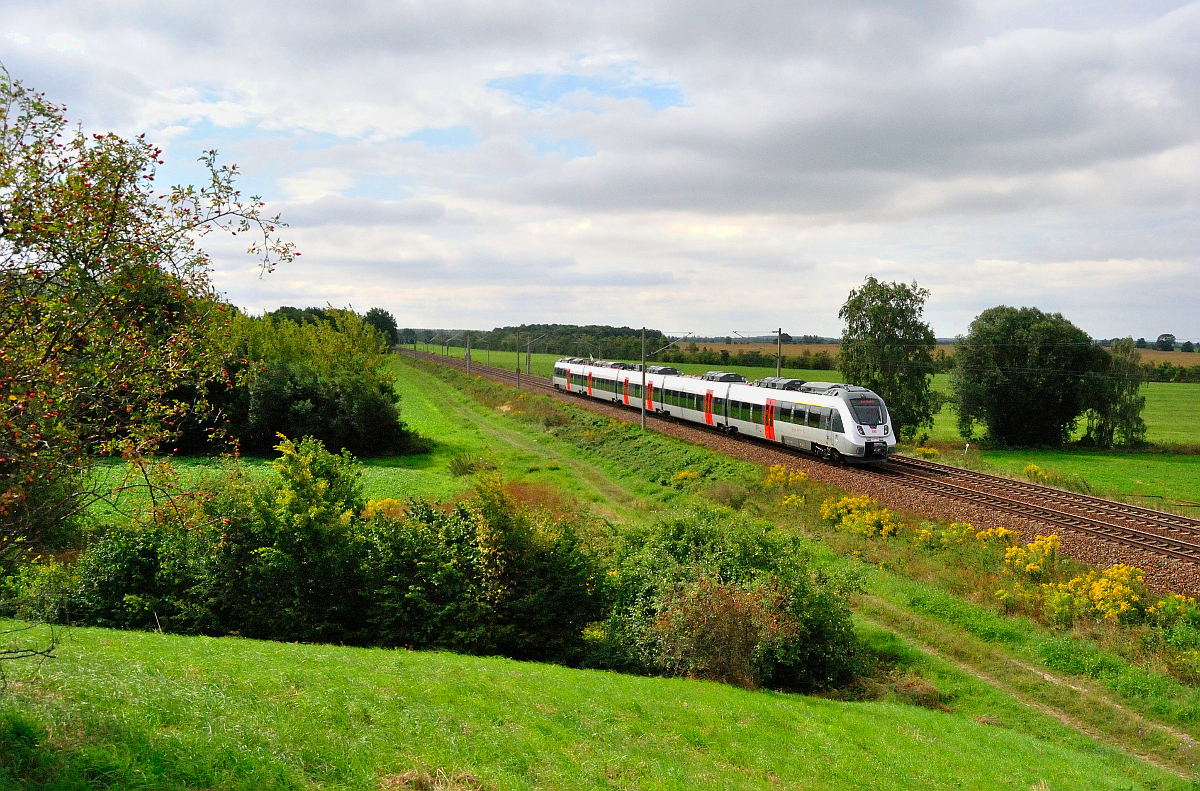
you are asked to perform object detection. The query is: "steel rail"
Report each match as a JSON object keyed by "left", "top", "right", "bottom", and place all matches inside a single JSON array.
[{"left": 890, "top": 455, "right": 1200, "bottom": 534}]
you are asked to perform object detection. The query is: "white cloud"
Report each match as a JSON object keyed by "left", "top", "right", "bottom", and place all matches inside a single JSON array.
[
  {"left": 276, "top": 168, "right": 356, "bottom": 202},
  {"left": 2, "top": 0, "right": 1198, "bottom": 339}
]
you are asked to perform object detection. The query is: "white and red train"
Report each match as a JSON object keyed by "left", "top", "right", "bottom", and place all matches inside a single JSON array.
[{"left": 552, "top": 358, "right": 896, "bottom": 462}]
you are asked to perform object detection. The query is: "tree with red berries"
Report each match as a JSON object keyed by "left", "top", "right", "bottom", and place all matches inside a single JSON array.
[{"left": 0, "top": 66, "right": 296, "bottom": 577}]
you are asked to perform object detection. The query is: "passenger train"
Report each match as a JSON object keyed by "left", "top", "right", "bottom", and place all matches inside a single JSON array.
[{"left": 552, "top": 358, "right": 896, "bottom": 462}]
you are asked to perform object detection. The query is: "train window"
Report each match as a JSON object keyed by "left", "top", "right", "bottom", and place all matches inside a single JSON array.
[
  {"left": 807, "top": 407, "right": 823, "bottom": 429},
  {"left": 750, "top": 403, "right": 761, "bottom": 424},
  {"left": 729, "top": 400, "right": 741, "bottom": 420},
  {"left": 831, "top": 410, "right": 844, "bottom": 433},
  {"left": 849, "top": 398, "right": 884, "bottom": 426}
]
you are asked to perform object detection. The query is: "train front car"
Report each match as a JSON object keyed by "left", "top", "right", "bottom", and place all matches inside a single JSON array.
[
  {"left": 770, "top": 383, "right": 896, "bottom": 462},
  {"left": 836, "top": 387, "right": 895, "bottom": 461}
]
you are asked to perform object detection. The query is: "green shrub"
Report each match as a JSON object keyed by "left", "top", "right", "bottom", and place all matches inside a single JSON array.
[
  {"left": 75, "top": 436, "right": 371, "bottom": 642},
  {"left": 184, "top": 310, "right": 427, "bottom": 456},
  {"left": 363, "top": 475, "right": 605, "bottom": 663},
  {"left": 209, "top": 435, "right": 371, "bottom": 643},
  {"left": 598, "top": 508, "right": 861, "bottom": 691}
]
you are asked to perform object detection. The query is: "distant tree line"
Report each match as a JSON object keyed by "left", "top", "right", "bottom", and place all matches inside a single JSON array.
[
  {"left": 1118, "top": 334, "right": 1195, "bottom": 353},
  {"left": 403, "top": 324, "right": 669, "bottom": 361},
  {"left": 655, "top": 346, "right": 838, "bottom": 370}
]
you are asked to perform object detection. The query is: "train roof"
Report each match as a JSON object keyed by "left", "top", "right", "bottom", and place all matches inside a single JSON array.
[{"left": 556, "top": 359, "right": 881, "bottom": 403}]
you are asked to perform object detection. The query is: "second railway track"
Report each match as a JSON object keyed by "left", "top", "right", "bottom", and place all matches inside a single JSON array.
[{"left": 403, "top": 349, "right": 1200, "bottom": 584}]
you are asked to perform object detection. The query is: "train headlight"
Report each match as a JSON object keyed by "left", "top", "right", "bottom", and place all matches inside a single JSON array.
[
  {"left": 884, "top": 425, "right": 890, "bottom": 435},
  {"left": 857, "top": 426, "right": 865, "bottom": 435}
]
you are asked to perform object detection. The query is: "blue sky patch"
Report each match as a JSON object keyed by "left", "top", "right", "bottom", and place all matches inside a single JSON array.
[
  {"left": 402, "top": 125, "right": 481, "bottom": 149},
  {"left": 532, "top": 137, "right": 596, "bottom": 160},
  {"left": 488, "top": 73, "right": 685, "bottom": 112}
]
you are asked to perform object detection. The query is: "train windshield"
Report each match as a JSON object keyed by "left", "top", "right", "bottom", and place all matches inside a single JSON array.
[{"left": 850, "top": 397, "right": 885, "bottom": 426}]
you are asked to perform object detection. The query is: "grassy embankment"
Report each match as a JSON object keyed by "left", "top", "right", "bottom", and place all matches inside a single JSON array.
[
  {"left": 1, "top": 619, "right": 1181, "bottom": 791},
  {"left": 17, "top": 352, "right": 1200, "bottom": 787},
  {"left": 427, "top": 346, "right": 1200, "bottom": 505}
]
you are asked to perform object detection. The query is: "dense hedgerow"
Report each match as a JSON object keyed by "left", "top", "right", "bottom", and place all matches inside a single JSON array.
[
  {"left": 54, "top": 437, "right": 603, "bottom": 663},
  {"left": 15, "top": 435, "right": 863, "bottom": 689}
]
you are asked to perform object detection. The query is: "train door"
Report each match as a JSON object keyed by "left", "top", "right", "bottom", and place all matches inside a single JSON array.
[
  {"left": 646, "top": 381, "right": 654, "bottom": 410},
  {"left": 623, "top": 378, "right": 629, "bottom": 405},
  {"left": 587, "top": 372, "right": 593, "bottom": 396},
  {"left": 764, "top": 399, "right": 776, "bottom": 441},
  {"left": 704, "top": 389, "right": 714, "bottom": 425}
]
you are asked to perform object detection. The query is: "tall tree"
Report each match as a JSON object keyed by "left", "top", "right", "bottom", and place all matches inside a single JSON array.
[
  {"left": 364, "top": 307, "right": 400, "bottom": 346},
  {"left": 837, "top": 276, "right": 937, "bottom": 441},
  {"left": 0, "top": 68, "right": 295, "bottom": 572},
  {"left": 954, "top": 306, "right": 1099, "bottom": 446},
  {"left": 1084, "top": 338, "right": 1146, "bottom": 447},
  {"left": 1156, "top": 333, "right": 1177, "bottom": 352}
]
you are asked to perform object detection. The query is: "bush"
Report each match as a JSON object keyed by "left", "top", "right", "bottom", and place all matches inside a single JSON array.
[
  {"left": 598, "top": 509, "right": 861, "bottom": 691},
  {"left": 447, "top": 452, "right": 496, "bottom": 477},
  {"left": 187, "top": 310, "right": 426, "bottom": 456},
  {"left": 820, "top": 496, "right": 901, "bottom": 538},
  {"left": 74, "top": 436, "right": 370, "bottom": 641},
  {"left": 362, "top": 476, "right": 605, "bottom": 663}
]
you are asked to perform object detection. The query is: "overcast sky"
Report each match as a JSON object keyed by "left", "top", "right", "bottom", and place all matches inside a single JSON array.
[{"left": 4, "top": 0, "right": 1199, "bottom": 339}]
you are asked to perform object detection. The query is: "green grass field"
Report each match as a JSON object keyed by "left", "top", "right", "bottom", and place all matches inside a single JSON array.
[
  {"left": 2, "top": 620, "right": 1182, "bottom": 791},
  {"left": 25, "top": 352, "right": 1200, "bottom": 788}
]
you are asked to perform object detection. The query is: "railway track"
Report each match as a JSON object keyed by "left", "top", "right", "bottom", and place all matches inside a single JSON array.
[
  {"left": 854, "top": 462, "right": 1200, "bottom": 563},
  {"left": 888, "top": 456, "right": 1200, "bottom": 540},
  {"left": 403, "top": 349, "right": 1200, "bottom": 569}
]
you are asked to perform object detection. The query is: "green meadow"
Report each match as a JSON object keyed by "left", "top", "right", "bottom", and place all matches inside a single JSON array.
[{"left": 6, "top": 354, "right": 1198, "bottom": 789}]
